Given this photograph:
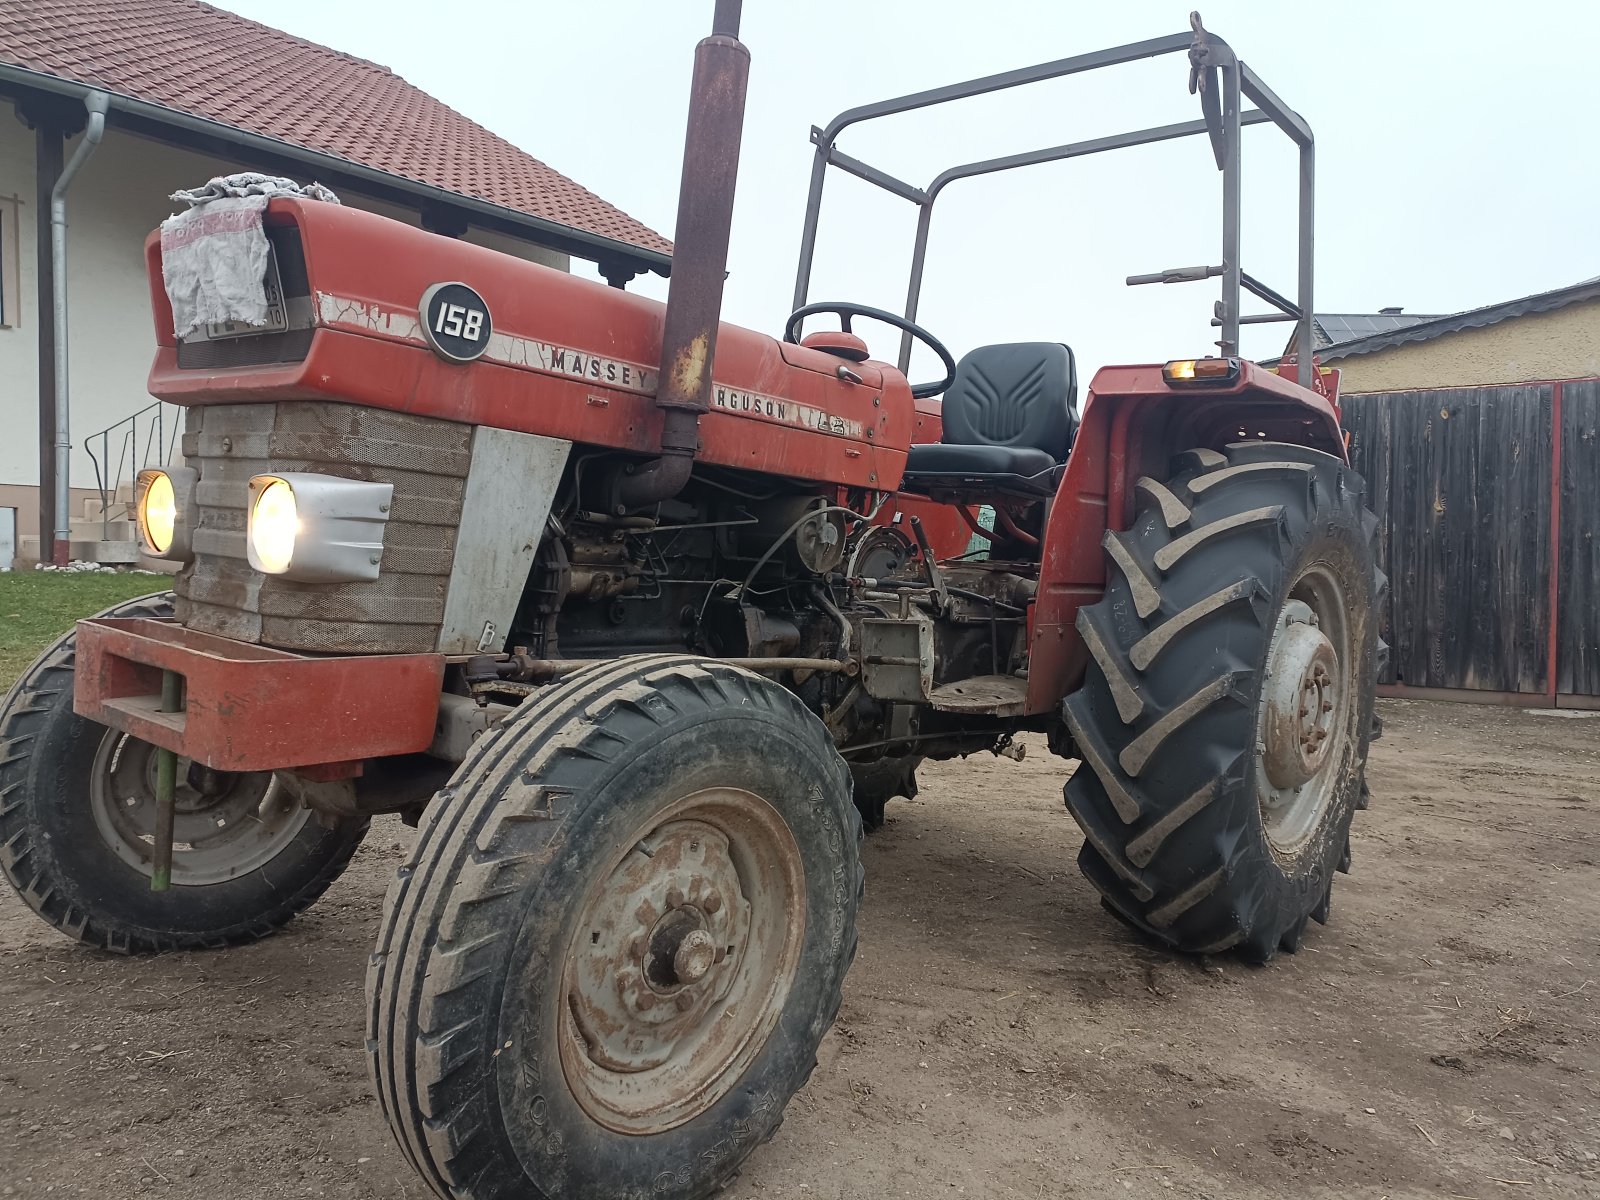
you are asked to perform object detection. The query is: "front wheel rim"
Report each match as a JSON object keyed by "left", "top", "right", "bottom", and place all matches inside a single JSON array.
[
  {"left": 88, "top": 731, "right": 309, "bottom": 885},
  {"left": 559, "top": 786, "right": 807, "bottom": 1135},
  {"left": 1256, "top": 564, "right": 1354, "bottom": 855}
]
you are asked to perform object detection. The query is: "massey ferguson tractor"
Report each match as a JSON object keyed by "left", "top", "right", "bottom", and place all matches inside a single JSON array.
[{"left": 1, "top": 8, "right": 1382, "bottom": 1198}]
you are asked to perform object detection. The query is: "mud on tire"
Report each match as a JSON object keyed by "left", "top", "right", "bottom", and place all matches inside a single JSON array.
[
  {"left": 367, "top": 655, "right": 862, "bottom": 1200},
  {"left": 1063, "top": 442, "right": 1384, "bottom": 962},
  {"left": 0, "top": 592, "right": 367, "bottom": 953}
]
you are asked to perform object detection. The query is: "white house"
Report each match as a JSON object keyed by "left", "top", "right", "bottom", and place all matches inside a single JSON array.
[{"left": 0, "top": 0, "right": 671, "bottom": 565}]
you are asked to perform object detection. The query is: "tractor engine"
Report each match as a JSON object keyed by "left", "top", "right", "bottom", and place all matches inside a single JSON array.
[{"left": 526, "top": 485, "right": 851, "bottom": 663}]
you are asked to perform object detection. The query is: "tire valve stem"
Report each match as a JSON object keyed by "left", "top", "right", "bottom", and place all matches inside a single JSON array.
[{"left": 150, "top": 669, "right": 184, "bottom": 893}]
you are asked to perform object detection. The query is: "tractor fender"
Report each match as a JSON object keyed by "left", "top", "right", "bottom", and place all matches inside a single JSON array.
[{"left": 1024, "top": 361, "right": 1346, "bottom": 715}]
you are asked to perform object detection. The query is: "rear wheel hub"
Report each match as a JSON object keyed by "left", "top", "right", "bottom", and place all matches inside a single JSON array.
[{"left": 1257, "top": 578, "right": 1352, "bottom": 855}]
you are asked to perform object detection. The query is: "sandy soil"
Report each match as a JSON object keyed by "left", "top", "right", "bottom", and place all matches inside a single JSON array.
[{"left": 2, "top": 698, "right": 1597, "bottom": 1199}]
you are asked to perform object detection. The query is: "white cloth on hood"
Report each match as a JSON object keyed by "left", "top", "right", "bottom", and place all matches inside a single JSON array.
[{"left": 159, "top": 174, "right": 340, "bottom": 338}]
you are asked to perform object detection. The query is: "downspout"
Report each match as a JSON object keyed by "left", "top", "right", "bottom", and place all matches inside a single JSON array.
[
  {"left": 607, "top": 0, "right": 749, "bottom": 513},
  {"left": 49, "top": 90, "right": 110, "bottom": 564}
]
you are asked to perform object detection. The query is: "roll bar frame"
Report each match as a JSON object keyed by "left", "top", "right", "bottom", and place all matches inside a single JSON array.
[{"left": 790, "top": 16, "right": 1317, "bottom": 389}]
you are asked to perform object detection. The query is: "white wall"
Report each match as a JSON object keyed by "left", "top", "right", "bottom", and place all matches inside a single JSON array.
[
  {"left": 0, "top": 106, "right": 43, "bottom": 492},
  {"left": 0, "top": 98, "right": 570, "bottom": 499}
]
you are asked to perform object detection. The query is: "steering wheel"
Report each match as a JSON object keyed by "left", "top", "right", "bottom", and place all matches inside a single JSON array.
[{"left": 783, "top": 301, "right": 957, "bottom": 399}]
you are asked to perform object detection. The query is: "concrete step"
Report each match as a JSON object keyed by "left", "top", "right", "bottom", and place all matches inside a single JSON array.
[
  {"left": 69, "top": 518, "right": 135, "bottom": 539},
  {"left": 83, "top": 539, "right": 141, "bottom": 564},
  {"left": 81, "top": 499, "right": 134, "bottom": 522},
  {"left": 18, "top": 534, "right": 143, "bottom": 566}
]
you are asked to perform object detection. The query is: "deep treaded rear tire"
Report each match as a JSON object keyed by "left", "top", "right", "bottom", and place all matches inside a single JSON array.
[
  {"left": 367, "top": 655, "right": 862, "bottom": 1200},
  {"left": 0, "top": 592, "right": 367, "bottom": 953},
  {"left": 1064, "top": 442, "right": 1383, "bottom": 962}
]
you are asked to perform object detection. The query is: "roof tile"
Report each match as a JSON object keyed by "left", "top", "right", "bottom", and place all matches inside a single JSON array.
[{"left": 0, "top": 0, "right": 671, "bottom": 257}]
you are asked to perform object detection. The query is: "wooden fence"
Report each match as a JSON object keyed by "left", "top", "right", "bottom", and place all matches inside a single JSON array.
[{"left": 1342, "top": 379, "right": 1599, "bottom": 707}]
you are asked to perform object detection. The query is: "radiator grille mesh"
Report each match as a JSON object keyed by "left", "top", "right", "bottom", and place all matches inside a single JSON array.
[{"left": 174, "top": 403, "right": 470, "bottom": 653}]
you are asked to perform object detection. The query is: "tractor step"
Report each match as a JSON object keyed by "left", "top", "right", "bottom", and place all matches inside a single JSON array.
[{"left": 926, "top": 675, "right": 1029, "bottom": 716}]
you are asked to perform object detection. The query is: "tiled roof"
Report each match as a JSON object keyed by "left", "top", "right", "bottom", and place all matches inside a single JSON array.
[{"left": 0, "top": 0, "right": 672, "bottom": 259}]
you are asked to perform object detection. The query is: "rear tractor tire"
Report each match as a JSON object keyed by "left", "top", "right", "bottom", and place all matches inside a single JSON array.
[
  {"left": 1064, "top": 442, "right": 1383, "bottom": 962},
  {"left": 368, "top": 656, "right": 861, "bottom": 1200},
  {"left": 0, "top": 592, "right": 368, "bottom": 953}
]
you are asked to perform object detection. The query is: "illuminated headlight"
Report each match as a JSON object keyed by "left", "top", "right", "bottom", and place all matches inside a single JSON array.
[
  {"left": 246, "top": 472, "right": 393, "bottom": 583},
  {"left": 135, "top": 467, "right": 197, "bottom": 561}
]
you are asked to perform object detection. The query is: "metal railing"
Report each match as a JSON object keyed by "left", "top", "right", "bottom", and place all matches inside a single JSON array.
[{"left": 84, "top": 401, "right": 182, "bottom": 539}]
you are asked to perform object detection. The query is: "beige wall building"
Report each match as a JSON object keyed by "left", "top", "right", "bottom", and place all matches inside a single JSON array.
[
  {"left": 0, "top": 0, "right": 670, "bottom": 566},
  {"left": 1300, "top": 279, "right": 1600, "bottom": 707},
  {"left": 1310, "top": 282, "right": 1600, "bottom": 395}
]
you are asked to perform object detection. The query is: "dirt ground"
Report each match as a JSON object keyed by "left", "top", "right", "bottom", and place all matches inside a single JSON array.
[{"left": 2, "top": 697, "right": 1597, "bottom": 1199}]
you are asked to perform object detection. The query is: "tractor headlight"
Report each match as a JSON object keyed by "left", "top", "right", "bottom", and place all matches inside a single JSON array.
[
  {"left": 249, "top": 477, "right": 299, "bottom": 575},
  {"left": 135, "top": 467, "right": 197, "bottom": 561},
  {"left": 246, "top": 472, "right": 393, "bottom": 583}
]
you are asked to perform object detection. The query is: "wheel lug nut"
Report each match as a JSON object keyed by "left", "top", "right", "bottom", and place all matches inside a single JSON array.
[
  {"left": 702, "top": 892, "right": 722, "bottom": 914},
  {"left": 636, "top": 992, "right": 657, "bottom": 1011},
  {"left": 674, "top": 990, "right": 696, "bottom": 1012},
  {"left": 1321, "top": 699, "right": 1333, "bottom": 713},
  {"left": 629, "top": 934, "right": 647, "bottom": 959},
  {"left": 666, "top": 887, "right": 684, "bottom": 909}
]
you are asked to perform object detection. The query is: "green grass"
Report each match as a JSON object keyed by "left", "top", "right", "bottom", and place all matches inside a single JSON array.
[{"left": 0, "top": 572, "right": 172, "bottom": 688}]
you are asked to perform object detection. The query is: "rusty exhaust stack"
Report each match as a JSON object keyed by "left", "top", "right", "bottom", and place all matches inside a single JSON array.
[{"left": 609, "top": 0, "right": 750, "bottom": 513}]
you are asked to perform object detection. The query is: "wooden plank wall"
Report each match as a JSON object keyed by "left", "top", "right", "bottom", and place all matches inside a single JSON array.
[
  {"left": 1342, "top": 386, "right": 1555, "bottom": 694},
  {"left": 1342, "top": 393, "right": 1396, "bottom": 684},
  {"left": 1558, "top": 380, "right": 1600, "bottom": 696}
]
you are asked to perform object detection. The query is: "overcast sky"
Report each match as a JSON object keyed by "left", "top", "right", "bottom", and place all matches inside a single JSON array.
[{"left": 217, "top": 0, "right": 1600, "bottom": 381}]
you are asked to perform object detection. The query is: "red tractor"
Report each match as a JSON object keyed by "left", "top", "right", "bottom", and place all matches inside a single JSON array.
[{"left": 1, "top": 9, "right": 1382, "bottom": 1198}]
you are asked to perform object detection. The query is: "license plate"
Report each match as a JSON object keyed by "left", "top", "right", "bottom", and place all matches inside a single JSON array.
[{"left": 200, "top": 245, "right": 289, "bottom": 340}]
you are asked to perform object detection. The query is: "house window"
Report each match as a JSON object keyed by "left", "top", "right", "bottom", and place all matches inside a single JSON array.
[{"left": 0, "top": 196, "right": 19, "bottom": 328}]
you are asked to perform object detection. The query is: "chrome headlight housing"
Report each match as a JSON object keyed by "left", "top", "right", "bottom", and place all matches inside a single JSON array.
[
  {"left": 246, "top": 472, "right": 393, "bottom": 582},
  {"left": 135, "top": 466, "right": 197, "bottom": 561}
]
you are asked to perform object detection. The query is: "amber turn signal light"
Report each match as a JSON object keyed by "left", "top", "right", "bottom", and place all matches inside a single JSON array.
[{"left": 1163, "top": 357, "right": 1241, "bottom": 385}]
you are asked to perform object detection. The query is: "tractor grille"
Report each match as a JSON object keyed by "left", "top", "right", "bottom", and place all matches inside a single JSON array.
[
  {"left": 175, "top": 226, "right": 315, "bottom": 370},
  {"left": 174, "top": 403, "right": 472, "bottom": 654}
]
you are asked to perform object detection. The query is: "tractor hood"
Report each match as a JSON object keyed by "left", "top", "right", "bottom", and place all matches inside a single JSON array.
[{"left": 144, "top": 197, "right": 914, "bottom": 492}]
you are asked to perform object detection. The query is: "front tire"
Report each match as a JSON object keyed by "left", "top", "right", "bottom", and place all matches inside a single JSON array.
[
  {"left": 367, "top": 655, "right": 861, "bottom": 1200},
  {"left": 1063, "top": 442, "right": 1382, "bottom": 962},
  {"left": 0, "top": 592, "right": 368, "bottom": 953}
]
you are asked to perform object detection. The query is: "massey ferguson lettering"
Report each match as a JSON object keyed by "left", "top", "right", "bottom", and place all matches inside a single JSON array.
[
  {"left": 713, "top": 386, "right": 864, "bottom": 439},
  {"left": 314, "top": 291, "right": 865, "bottom": 438},
  {"left": 545, "top": 348, "right": 655, "bottom": 392},
  {"left": 485, "top": 331, "right": 659, "bottom": 395}
]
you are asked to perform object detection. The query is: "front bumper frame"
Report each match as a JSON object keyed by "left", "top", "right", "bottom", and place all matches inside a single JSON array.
[{"left": 73, "top": 618, "right": 446, "bottom": 773}]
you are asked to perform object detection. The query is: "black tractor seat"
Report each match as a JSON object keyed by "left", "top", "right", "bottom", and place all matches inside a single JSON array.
[{"left": 900, "top": 341, "right": 1077, "bottom": 502}]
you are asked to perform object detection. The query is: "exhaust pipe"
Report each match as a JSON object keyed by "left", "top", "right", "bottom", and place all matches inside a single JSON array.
[{"left": 609, "top": 0, "right": 749, "bottom": 513}]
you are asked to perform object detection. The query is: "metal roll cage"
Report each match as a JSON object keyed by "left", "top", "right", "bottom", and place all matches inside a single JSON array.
[{"left": 791, "top": 14, "right": 1317, "bottom": 389}]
